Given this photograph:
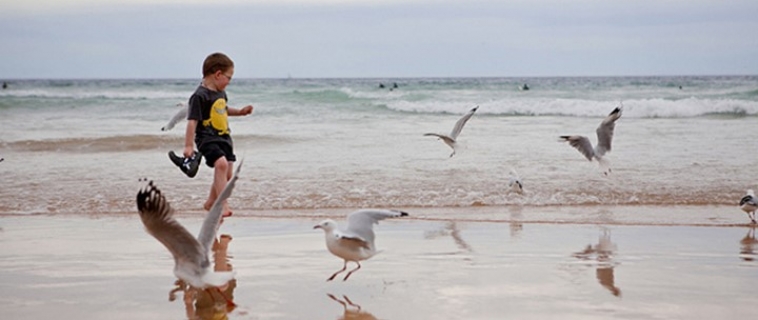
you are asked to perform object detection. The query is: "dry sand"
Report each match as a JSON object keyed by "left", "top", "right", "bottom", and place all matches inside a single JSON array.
[{"left": 1, "top": 205, "right": 756, "bottom": 319}]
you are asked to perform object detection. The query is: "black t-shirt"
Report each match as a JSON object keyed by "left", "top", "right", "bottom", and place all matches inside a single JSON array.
[{"left": 187, "top": 85, "right": 233, "bottom": 148}]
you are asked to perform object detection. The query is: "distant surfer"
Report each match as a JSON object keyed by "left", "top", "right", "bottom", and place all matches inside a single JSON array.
[
  {"left": 519, "top": 83, "right": 529, "bottom": 91},
  {"left": 2, "top": 82, "right": 7, "bottom": 89},
  {"left": 379, "top": 83, "right": 385, "bottom": 89}
]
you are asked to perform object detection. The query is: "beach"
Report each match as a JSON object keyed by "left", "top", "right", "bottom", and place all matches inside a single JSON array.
[
  {"left": 1, "top": 206, "right": 756, "bottom": 319},
  {"left": 1, "top": 76, "right": 757, "bottom": 319}
]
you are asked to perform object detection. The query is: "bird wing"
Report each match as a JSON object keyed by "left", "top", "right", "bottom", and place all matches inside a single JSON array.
[
  {"left": 740, "top": 195, "right": 757, "bottom": 207},
  {"left": 197, "top": 159, "right": 243, "bottom": 252},
  {"left": 161, "top": 103, "right": 188, "bottom": 131},
  {"left": 136, "top": 181, "right": 206, "bottom": 267},
  {"left": 423, "top": 133, "right": 455, "bottom": 145},
  {"left": 594, "top": 106, "right": 622, "bottom": 157},
  {"left": 345, "top": 209, "right": 409, "bottom": 245},
  {"left": 334, "top": 231, "right": 372, "bottom": 250},
  {"left": 449, "top": 106, "right": 478, "bottom": 139},
  {"left": 560, "top": 135, "right": 595, "bottom": 161}
]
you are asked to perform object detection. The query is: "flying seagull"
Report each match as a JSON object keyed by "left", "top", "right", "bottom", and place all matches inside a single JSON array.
[
  {"left": 136, "top": 160, "right": 243, "bottom": 288},
  {"left": 424, "top": 106, "right": 479, "bottom": 157},
  {"left": 314, "top": 209, "right": 409, "bottom": 281},
  {"left": 740, "top": 189, "right": 757, "bottom": 224},
  {"left": 161, "top": 102, "right": 189, "bottom": 131},
  {"left": 559, "top": 104, "right": 623, "bottom": 175}
]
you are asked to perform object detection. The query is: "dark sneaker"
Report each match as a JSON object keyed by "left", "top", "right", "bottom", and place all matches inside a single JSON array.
[{"left": 168, "top": 150, "right": 202, "bottom": 178}]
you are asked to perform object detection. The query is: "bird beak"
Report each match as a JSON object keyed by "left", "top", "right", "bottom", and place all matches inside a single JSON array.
[{"left": 313, "top": 225, "right": 322, "bottom": 230}]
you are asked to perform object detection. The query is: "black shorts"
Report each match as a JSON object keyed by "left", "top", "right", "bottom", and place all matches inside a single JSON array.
[{"left": 198, "top": 142, "right": 236, "bottom": 168}]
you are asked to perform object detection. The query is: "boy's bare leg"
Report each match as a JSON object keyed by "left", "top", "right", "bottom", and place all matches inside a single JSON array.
[{"left": 203, "top": 158, "right": 233, "bottom": 217}]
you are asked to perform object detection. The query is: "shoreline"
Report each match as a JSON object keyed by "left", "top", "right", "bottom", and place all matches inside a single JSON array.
[
  {"left": 1, "top": 209, "right": 756, "bottom": 319},
  {"left": 1, "top": 204, "right": 753, "bottom": 227}
]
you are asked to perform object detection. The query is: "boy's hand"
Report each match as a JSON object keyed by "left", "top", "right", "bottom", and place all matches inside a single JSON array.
[
  {"left": 183, "top": 146, "right": 194, "bottom": 158},
  {"left": 240, "top": 105, "right": 253, "bottom": 115}
]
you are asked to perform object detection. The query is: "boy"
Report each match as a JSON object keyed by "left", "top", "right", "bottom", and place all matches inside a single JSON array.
[{"left": 181, "top": 52, "right": 253, "bottom": 217}]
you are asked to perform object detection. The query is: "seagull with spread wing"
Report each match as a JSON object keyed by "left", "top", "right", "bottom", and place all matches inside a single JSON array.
[
  {"left": 161, "top": 102, "right": 189, "bottom": 131},
  {"left": 424, "top": 106, "right": 478, "bottom": 157},
  {"left": 136, "top": 160, "right": 243, "bottom": 288},
  {"left": 314, "top": 209, "right": 409, "bottom": 281},
  {"left": 559, "top": 104, "right": 623, "bottom": 175}
]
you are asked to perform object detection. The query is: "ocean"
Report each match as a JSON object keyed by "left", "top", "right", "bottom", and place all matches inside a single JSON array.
[{"left": 1, "top": 76, "right": 757, "bottom": 216}]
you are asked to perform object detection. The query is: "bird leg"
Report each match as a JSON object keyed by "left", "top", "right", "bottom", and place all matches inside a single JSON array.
[
  {"left": 327, "top": 293, "right": 348, "bottom": 310},
  {"left": 343, "top": 261, "right": 362, "bottom": 281},
  {"left": 342, "top": 295, "right": 362, "bottom": 311},
  {"left": 327, "top": 261, "right": 348, "bottom": 281}
]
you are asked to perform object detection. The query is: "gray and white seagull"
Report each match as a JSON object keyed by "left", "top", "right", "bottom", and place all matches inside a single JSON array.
[
  {"left": 424, "top": 106, "right": 478, "bottom": 157},
  {"left": 740, "top": 189, "right": 757, "bottom": 224},
  {"left": 161, "top": 102, "right": 189, "bottom": 131},
  {"left": 136, "top": 160, "right": 243, "bottom": 288},
  {"left": 559, "top": 104, "right": 623, "bottom": 175},
  {"left": 314, "top": 209, "right": 409, "bottom": 281}
]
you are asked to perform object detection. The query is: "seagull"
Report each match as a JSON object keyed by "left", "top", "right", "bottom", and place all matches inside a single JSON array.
[
  {"left": 161, "top": 102, "right": 188, "bottom": 131},
  {"left": 507, "top": 168, "right": 524, "bottom": 195},
  {"left": 559, "top": 104, "right": 623, "bottom": 175},
  {"left": 424, "top": 106, "right": 478, "bottom": 157},
  {"left": 739, "top": 189, "right": 757, "bottom": 224},
  {"left": 314, "top": 209, "right": 409, "bottom": 281},
  {"left": 136, "top": 160, "right": 243, "bottom": 288}
]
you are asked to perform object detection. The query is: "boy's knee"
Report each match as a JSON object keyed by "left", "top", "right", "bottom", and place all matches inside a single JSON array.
[{"left": 213, "top": 157, "right": 229, "bottom": 171}]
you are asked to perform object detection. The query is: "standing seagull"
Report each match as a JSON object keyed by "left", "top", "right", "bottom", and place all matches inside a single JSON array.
[
  {"left": 507, "top": 168, "right": 524, "bottom": 195},
  {"left": 740, "top": 189, "right": 757, "bottom": 224},
  {"left": 136, "top": 160, "right": 243, "bottom": 288},
  {"left": 424, "top": 106, "right": 479, "bottom": 157},
  {"left": 559, "top": 104, "right": 623, "bottom": 175},
  {"left": 161, "top": 102, "right": 189, "bottom": 131},
  {"left": 314, "top": 209, "right": 409, "bottom": 281}
]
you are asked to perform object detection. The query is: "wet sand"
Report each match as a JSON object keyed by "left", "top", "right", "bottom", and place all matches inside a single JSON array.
[{"left": 1, "top": 206, "right": 756, "bottom": 319}]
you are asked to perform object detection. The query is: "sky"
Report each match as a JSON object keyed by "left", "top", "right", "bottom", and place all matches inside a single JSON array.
[{"left": 1, "top": 0, "right": 757, "bottom": 79}]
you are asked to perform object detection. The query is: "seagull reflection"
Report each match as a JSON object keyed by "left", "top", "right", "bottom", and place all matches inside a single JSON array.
[
  {"left": 327, "top": 294, "right": 377, "bottom": 320},
  {"left": 508, "top": 206, "right": 524, "bottom": 238},
  {"left": 424, "top": 221, "right": 474, "bottom": 253},
  {"left": 573, "top": 228, "right": 621, "bottom": 297},
  {"left": 739, "top": 227, "right": 758, "bottom": 262},
  {"left": 169, "top": 234, "right": 237, "bottom": 320}
]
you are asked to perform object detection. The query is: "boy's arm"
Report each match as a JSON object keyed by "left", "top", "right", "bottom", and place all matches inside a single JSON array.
[
  {"left": 228, "top": 105, "right": 254, "bottom": 116},
  {"left": 183, "top": 119, "right": 198, "bottom": 158}
]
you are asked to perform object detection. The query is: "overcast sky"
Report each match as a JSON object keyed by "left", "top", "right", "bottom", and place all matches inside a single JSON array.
[{"left": 1, "top": 0, "right": 757, "bottom": 79}]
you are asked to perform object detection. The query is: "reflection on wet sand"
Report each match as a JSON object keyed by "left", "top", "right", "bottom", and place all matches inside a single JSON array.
[
  {"left": 739, "top": 227, "right": 758, "bottom": 262},
  {"left": 424, "top": 221, "right": 474, "bottom": 253},
  {"left": 327, "top": 294, "right": 377, "bottom": 320},
  {"left": 169, "top": 234, "right": 237, "bottom": 320},
  {"left": 508, "top": 206, "right": 523, "bottom": 238},
  {"left": 573, "top": 229, "right": 621, "bottom": 297}
]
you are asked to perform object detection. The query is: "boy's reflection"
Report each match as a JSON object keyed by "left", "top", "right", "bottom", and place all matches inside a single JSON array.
[{"left": 169, "top": 234, "right": 236, "bottom": 320}]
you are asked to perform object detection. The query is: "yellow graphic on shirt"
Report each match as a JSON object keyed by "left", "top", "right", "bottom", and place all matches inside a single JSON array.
[{"left": 202, "top": 98, "right": 229, "bottom": 135}]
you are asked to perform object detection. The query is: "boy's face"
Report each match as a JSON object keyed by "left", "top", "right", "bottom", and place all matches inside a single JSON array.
[{"left": 214, "top": 67, "right": 234, "bottom": 91}]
